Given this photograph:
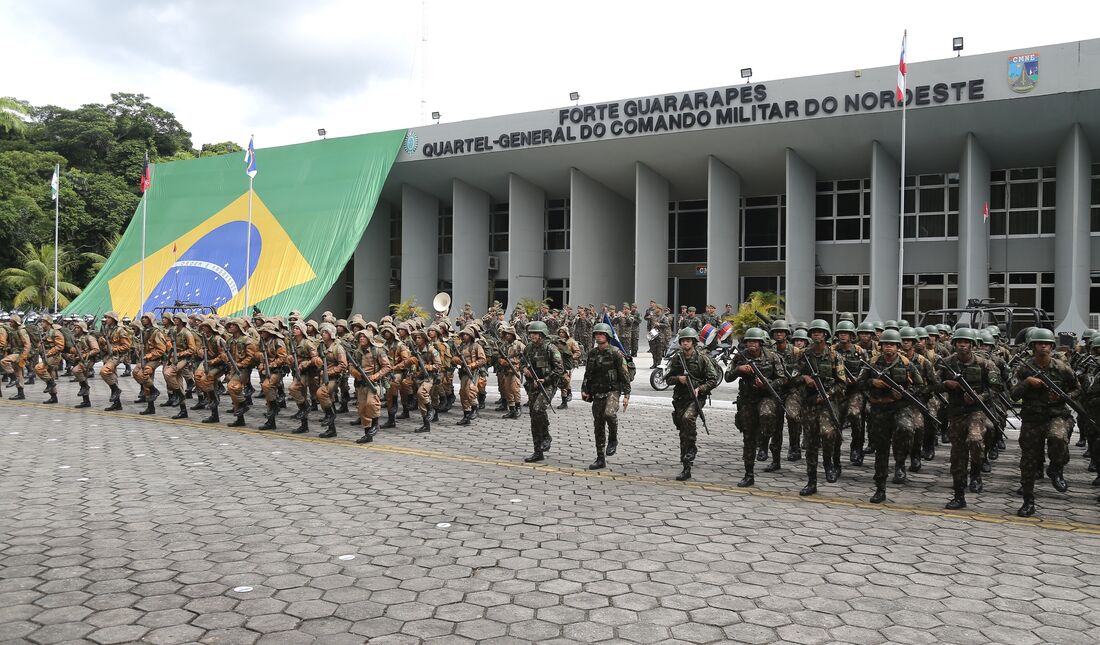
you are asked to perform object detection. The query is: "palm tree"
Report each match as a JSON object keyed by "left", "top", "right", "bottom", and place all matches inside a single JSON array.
[
  {"left": 0, "top": 97, "right": 30, "bottom": 134},
  {"left": 0, "top": 243, "right": 82, "bottom": 310},
  {"left": 729, "top": 291, "right": 785, "bottom": 337},
  {"left": 82, "top": 232, "right": 122, "bottom": 280}
]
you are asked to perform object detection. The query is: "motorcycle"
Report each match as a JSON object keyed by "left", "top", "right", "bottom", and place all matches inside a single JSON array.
[{"left": 649, "top": 341, "right": 737, "bottom": 391}]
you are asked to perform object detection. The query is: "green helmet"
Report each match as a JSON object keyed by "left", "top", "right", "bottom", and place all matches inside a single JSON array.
[
  {"left": 1084, "top": 329, "right": 1098, "bottom": 341},
  {"left": 743, "top": 327, "right": 769, "bottom": 342},
  {"left": 1028, "top": 328, "right": 1056, "bottom": 347},
  {"left": 838, "top": 312, "right": 855, "bottom": 322},
  {"left": 856, "top": 321, "right": 875, "bottom": 334},
  {"left": 879, "top": 329, "right": 902, "bottom": 345},
  {"left": 936, "top": 324, "right": 951, "bottom": 334},
  {"left": 677, "top": 327, "right": 699, "bottom": 342},
  {"left": 898, "top": 326, "right": 920, "bottom": 341},
  {"left": 884, "top": 319, "right": 899, "bottom": 330},
  {"left": 985, "top": 325, "right": 1001, "bottom": 338},
  {"left": 769, "top": 319, "right": 791, "bottom": 334},
  {"left": 916, "top": 327, "right": 929, "bottom": 340},
  {"left": 1090, "top": 335, "right": 1100, "bottom": 349},
  {"left": 924, "top": 325, "right": 939, "bottom": 337},
  {"left": 951, "top": 328, "right": 976, "bottom": 345},
  {"left": 835, "top": 320, "right": 856, "bottom": 335},
  {"left": 527, "top": 321, "right": 549, "bottom": 336},
  {"left": 898, "top": 319, "right": 910, "bottom": 328},
  {"left": 978, "top": 330, "right": 995, "bottom": 346},
  {"left": 873, "top": 321, "right": 885, "bottom": 332},
  {"left": 793, "top": 321, "right": 809, "bottom": 332},
  {"left": 592, "top": 322, "right": 613, "bottom": 336},
  {"left": 791, "top": 329, "right": 810, "bottom": 342},
  {"left": 808, "top": 319, "right": 831, "bottom": 336}
]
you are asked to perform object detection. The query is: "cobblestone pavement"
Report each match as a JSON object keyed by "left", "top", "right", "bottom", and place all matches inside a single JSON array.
[{"left": 1, "top": 375, "right": 1099, "bottom": 645}]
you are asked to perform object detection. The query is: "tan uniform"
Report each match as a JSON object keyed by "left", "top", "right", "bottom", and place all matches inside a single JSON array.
[
  {"left": 456, "top": 341, "right": 487, "bottom": 412},
  {"left": 385, "top": 339, "right": 413, "bottom": 411},
  {"left": 71, "top": 334, "right": 100, "bottom": 387},
  {"left": 315, "top": 340, "right": 348, "bottom": 410},
  {"left": 260, "top": 337, "right": 290, "bottom": 404},
  {"left": 226, "top": 334, "right": 263, "bottom": 407},
  {"left": 497, "top": 339, "right": 526, "bottom": 405},
  {"left": 194, "top": 334, "right": 228, "bottom": 396},
  {"left": 163, "top": 327, "right": 200, "bottom": 393},
  {"left": 407, "top": 341, "right": 442, "bottom": 415},
  {"left": 133, "top": 326, "right": 169, "bottom": 396},
  {"left": 288, "top": 337, "right": 321, "bottom": 406},
  {"left": 352, "top": 343, "right": 392, "bottom": 422},
  {"left": 34, "top": 328, "right": 66, "bottom": 388},
  {"left": 98, "top": 325, "right": 132, "bottom": 387}
]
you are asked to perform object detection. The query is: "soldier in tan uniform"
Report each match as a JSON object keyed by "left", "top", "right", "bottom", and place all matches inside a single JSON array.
[
  {"left": 194, "top": 320, "right": 228, "bottom": 424},
  {"left": 162, "top": 314, "right": 200, "bottom": 419},
  {"left": 380, "top": 324, "right": 411, "bottom": 429},
  {"left": 33, "top": 315, "right": 66, "bottom": 404},
  {"left": 407, "top": 327, "right": 441, "bottom": 433},
  {"left": 497, "top": 325, "right": 525, "bottom": 419},
  {"left": 350, "top": 330, "right": 392, "bottom": 443},
  {"left": 70, "top": 321, "right": 100, "bottom": 409},
  {"left": 223, "top": 319, "right": 262, "bottom": 428},
  {"left": 554, "top": 326, "right": 582, "bottom": 409},
  {"left": 288, "top": 321, "right": 321, "bottom": 433},
  {"left": 257, "top": 324, "right": 291, "bottom": 431},
  {"left": 99, "top": 312, "right": 131, "bottom": 411},
  {"left": 133, "top": 313, "right": 169, "bottom": 415},
  {"left": 313, "top": 322, "right": 349, "bottom": 438},
  {"left": 454, "top": 327, "right": 487, "bottom": 426}
]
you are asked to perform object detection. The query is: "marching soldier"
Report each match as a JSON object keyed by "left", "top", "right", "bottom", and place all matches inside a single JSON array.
[
  {"left": 257, "top": 324, "right": 291, "bottom": 431},
  {"left": 194, "top": 320, "right": 229, "bottom": 424},
  {"left": 664, "top": 327, "right": 718, "bottom": 481},
  {"left": 407, "top": 328, "right": 441, "bottom": 433},
  {"left": 727, "top": 327, "right": 786, "bottom": 486},
  {"left": 1010, "top": 328, "right": 1078, "bottom": 517},
  {"left": 797, "top": 320, "right": 846, "bottom": 496},
  {"left": 98, "top": 312, "right": 131, "bottom": 411},
  {"left": 861, "top": 329, "right": 924, "bottom": 503},
  {"left": 70, "top": 321, "right": 100, "bottom": 409},
  {"left": 768, "top": 320, "right": 802, "bottom": 462},
  {"left": 454, "top": 327, "right": 487, "bottom": 426},
  {"left": 903, "top": 326, "right": 940, "bottom": 470},
  {"left": 573, "top": 308, "right": 593, "bottom": 359},
  {"left": 33, "top": 315, "right": 65, "bottom": 404},
  {"left": 833, "top": 320, "right": 870, "bottom": 466},
  {"left": 681, "top": 306, "right": 702, "bottom": 332},
  {"left": 313, "top": 323, "right": 349, "bottom": 438},
  {"left": 554, "top": 326, "right": 582, "bottom": 409},
  {"left": 288, "top": 322, "right": 321, "bottom": 433},
  {"left": 580, "top": 322, "right": 631, "bottom": 470},
  {"left": 224, "top": 319, "right": 262, "bottom": 428},
  {"left": 428, "top": 324, "right": 452, "bottom": 420},
  {"left": 163, "top": 314, "right": 200, "bottom": 420},
  {"left": 936, "top": 328, "right": 1002, "bottom": 510},
  {"left": 520, "top": 321, "right": 563, "bottom": 463},
  {"left": 350, "top": 330, "right": 391, "bottom": 442},
  {"left": 629, "top": 303, "right": 642, "bottom": 357},
  {"left": 379, "top": 324, "right": 411, "bottom": 429},
  {"left": 652, "top": 305, "right": 672, "bottom": 368},
  {"left": 497, "top": 325, "right": 525, "bottom": 419},
  {"left": 133, "top": 313, "right": 169, "bottom": 415},
  {"left": 334, "top": 319, "right": 355, "bottom": 414}
]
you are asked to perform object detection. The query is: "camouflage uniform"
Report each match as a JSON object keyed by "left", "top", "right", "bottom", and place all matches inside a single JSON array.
[
  {"left": 521, "top": 330, "right": 563, "bottom": 460},
  {"left": 796, "top": 344, "right": 846, "bottom": 491},
  {"left": 935, "top": 349, "right": 1002, "bottom": 500},
  {"left": 862, "top": 352, "right": 924, "bottom": 492},
  {"left": 580, "top": 343, "right": 632, "bottom": 465},
  {"left": 1011, "top": 357, "right": 1078, "bottom": 505},
  {"left": 663, "top": 342, "right": 719, "bottom": 480},
  {"left": 730, "top": 345, "right": 787, "bottom": 477}
]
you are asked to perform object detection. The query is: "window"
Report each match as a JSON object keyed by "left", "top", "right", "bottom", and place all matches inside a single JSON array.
[
  {"left": 1091, "top": 163, "right": 1100, "bottom": 233},
  {"left": 741, "top": 276, "right": 786, "bottom": 303},
  {"left": 904, "top": 174, "right": 959, "bottom": 240},
  {"left": 545, "top": 199, "right": 570, "bottom": 250},
  {"left": 816, "top": 179, "right": 870, "bottom": 242},
  {"left": 389, "top": 210, "right": 402, "bottom": 302},
  {"left": 545, "top": 278, "right": 569, "bottom": 309},
  {"left": 901, "top": 273, "right": 958, "bottom": 323},
  {"left": 989, "top": 272, "right": 1055, "bottom": 313},
  {"left": 438, "top": 206, "right": 453, "bottom": 254},
  {"left": 491, "top": 203, "right": 509, "bottom": 252},
  {"left": 814, "top": 275, "right": 870, "bottom": 327},
  {"left": 989, "top": 167, "right": 1055, "bottom": 238},
  {"left": 437, "top": 279, "right": 452, "bottom": 295},
  {"left": 491, "top": 279, "right": 508, "bottom": 309},
  {"left": 668, "top": 199, "right": 708, "bottom": 263},
  {"left": 740, "top": 195, "right": 786, "bottom": 261}
]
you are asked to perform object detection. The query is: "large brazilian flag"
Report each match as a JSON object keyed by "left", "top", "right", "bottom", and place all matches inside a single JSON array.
[{"left": 66, "top": 130, "right": 406, "bottom": 318}]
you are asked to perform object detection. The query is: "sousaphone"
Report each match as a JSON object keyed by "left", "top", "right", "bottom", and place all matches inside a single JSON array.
[{"left": 433, "top": 292, "right": 452, "bottom": 314}]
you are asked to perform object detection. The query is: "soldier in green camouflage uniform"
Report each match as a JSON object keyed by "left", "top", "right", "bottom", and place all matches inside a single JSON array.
[
  {"left": 1010, "top": 328, "right": 1078, "bottom": 517},
  {"left": 581, "top": 322, "right": 632, "bottom": 470},
  {"left": 1078, "top": 335, "right": 1100, "bottom": 485},
  {"left": 520, "top": 321, "right": 563, "bottom": 463},
  {"left": 833, "top": 320, "right": 870, "bottom": 466},
  {"left": 768, "top": 320, "right": 803, "bottom": 462},
  {"left": 796, "top": 320, "right": 846, "bottom": 496},
  {"left": 727, "top": 327, "right": 787, "bottom": 486},
  {"left": 861, "top": 329, "right": 924, "bottom": 503},
  {"left": 651, "top": 305, "right": 672, "bottom": 368},
  {"left": 572, "top": 308, "right": 593, "bottom": 362},
  {"left": 664, "top": 327, "right": 719, "bottom": 481}
]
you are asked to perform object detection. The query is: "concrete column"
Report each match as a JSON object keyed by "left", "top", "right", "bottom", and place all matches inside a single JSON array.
[
  {"left": 507, "top": 174, "right": 545, "bottom": 308},
  {"left": 784, "top": 149, "right": 816, "bottom": 323},
  {"left": 569, "top": 168, "right": 634, "bottom": 306},
  {"left": 350, "top": 200, "right": 391, "bottom": 318},
  {"left": 1054, "top": 124, "right": 1092, "bottom": 333},
  {"left": 707, "top": 156, "right": 741, "bottom": 308},
  {"left": 309, "top": 280, "right": 347, "bottom": 320},
  {"left": 634, "top": 162, "right": 669, "bottom": 308},
  {"left": 400, "top": 184, "right": 439, "bottom": 308},
  {"left": 866, "top": 141, "right": 901, "bottom": 322},
  {"left": 451, "top": 180, "right": 490, "bottom": 316},
  {"left": 958, "top": 133, "right": 990, "bottom": 308}
]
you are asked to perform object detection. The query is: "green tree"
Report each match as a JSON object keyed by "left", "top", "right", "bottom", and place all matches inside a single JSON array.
[
  {"left": 199, "top": 141, "right": 243, "bottom": 157},
  {"left": 82, "top": 232, "right": 121, "bottom": 280},
  {"left": 516, "top": 297, "right": 550, "bottom": 317},
  {"left": 0, "top": 243, "right": 82, "bottom": 309},
  {"left": 389, "top": 297, "right": 428, "bottom": 321},
  {"left": 107, "top": 92, "right": 192, "bottom": 157},
  {"left": 0, "top": 97, "right": 31, "bottom": 134},
  {"left": 729, "top": 291, "right": 784, "bottom": 337}
]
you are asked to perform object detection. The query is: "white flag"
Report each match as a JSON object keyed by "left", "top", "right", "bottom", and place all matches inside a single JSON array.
[{"left": 50, "top": 163, "right": 59, "bottom": 201}]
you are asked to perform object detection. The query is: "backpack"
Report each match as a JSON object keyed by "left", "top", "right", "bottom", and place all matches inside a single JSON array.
[
  {"left": 59, "top": 327, "right": 77, "bottom": 353},
  {"left": 623, "top": 352, "right": 637, "bottom": 383}
]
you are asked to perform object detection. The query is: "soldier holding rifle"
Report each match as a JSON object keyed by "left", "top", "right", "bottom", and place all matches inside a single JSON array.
[
  {"left": 797, "top": 320, "right": 846, "bottom": 496},
  {"left": 33, "top": 315, "right": 65, "bottom": 404},
  {"left": 580, "top": 322, "right": 631, "bottom": 471},
  {"left": 288, "top": 321, "right": 321, "bottom": 433},
  {"left": 133, "top": 313, "right": 169, "bottom": 415},
  {"left": 726, "top": 327, "right": 786, "bottom": 487},
  {"left": 454, "top": 327, "right": 487, "bottom": 427},
  {"left": 257, "top": 323, "right": 291, "bottom": 431},
  {"left": 520, "top": 321, "right": 563, "bottom": 464},
  {"left": 223, "top": 319, "right": 262, "bottom": 428},
  {"left": 350, "top": 330, "right": 391, "bottom": 443},
  {"left": 69, "top": 321, "right": 100, "bottom": 409},
  {"left": 407, "top": 328, "right": 441, "bottom": 434},
  {"left": 496, "top": 325, "right": 525, "bottom": 419},
  {"left": 193, "top": 319, "right": 228, "bottom": 424},
  {"left": 163, "top": 314, "right": 199, "bottom": 419},
  {"left": 664, "top": 327, "right": 718, "bottom": 482},
  {"left": 312, "top": 323, "right": 349, "bottom": 438}
]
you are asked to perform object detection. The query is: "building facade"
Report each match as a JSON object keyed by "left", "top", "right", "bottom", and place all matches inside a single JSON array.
[{"left": 332, "top": 39, "right": 1100, "bottom": 332}]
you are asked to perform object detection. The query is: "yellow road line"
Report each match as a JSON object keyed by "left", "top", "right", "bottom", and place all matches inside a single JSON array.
[{"left": 5, "top": 399, "right": 1099, "bottom": 536}]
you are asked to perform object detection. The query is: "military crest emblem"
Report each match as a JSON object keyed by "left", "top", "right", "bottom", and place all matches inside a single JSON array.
[{"left": 1008, "top": 53, "right": 1039, "bottom": 94}]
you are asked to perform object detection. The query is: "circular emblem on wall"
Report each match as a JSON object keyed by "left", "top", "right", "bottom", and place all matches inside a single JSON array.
[{"left": 403, "top": 130, "right": 418, "bottom": 154}]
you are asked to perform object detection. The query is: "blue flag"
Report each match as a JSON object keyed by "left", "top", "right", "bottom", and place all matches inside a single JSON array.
[
  {"left": 244, "top": 135, "right": 257, "bottom": 178},
  {"left": 601, "top": 313, "right": 628, "bottom": 355}
]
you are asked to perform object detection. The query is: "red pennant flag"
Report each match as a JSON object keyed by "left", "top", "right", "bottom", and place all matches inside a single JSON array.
[
  {"left": 140, "top": 151, "right": 152, "bottom": 193},
  {"left": 172, "top": 243, "right": 177, "bottom": 254},
  {"left": 983, "top": 201, "right": 989, "bottom": 222}
]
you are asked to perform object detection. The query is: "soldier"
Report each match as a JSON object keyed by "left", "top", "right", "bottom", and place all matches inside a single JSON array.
[
  {"left": 833, "top": 320, "right": 870, "bottom": 466},
  {"left": 796, "top": 320, "right": 846, "bottom": 496},
  {"left": 427, "top": 325, "right": 451, "bottom": 420},
  {"left": 496, "top": 325, "right": 525, "bottom": 419},
  {"left": 69, "top": 321, "right": 100, "bottom": 409},
  {"left": 257, "top": 324, "right": 291, "bottom": 431},
  {"left": 909, "top": 327, "right": 943, "bottom": 464},
  {"left": 97, "top": 312, "right": 131, "bottom": 411},
  {"left": 652, "top": 305, "right": 672, "bottom": 368},
  {"left": 681, "top": 306, "right": 702, "bottom": 332},
  {"left": 701, "top": 304, "right": 719, "bottom": 328},
  {"left": 1, "top": 314, "right": 32, "bottom": 400},
  {"left": 33, "top": 315, "right": 65, "bottom": 404},
  {"left": 580, "top": 322, "right": 631, "bottom": 470},
  {"left": 313, "top": 323, "right": 349, "bottom": 438},
  {"left": 727, "top": 327, "right": 786, "bottom": 486},
  {"left": 861, "top": 329, "right": 924, "bottom": 503},
  {"left": 573, "top": 308, "right": 593, "bottom": 359},
  {"left": 222, "top": 319, "right": 261, "bottom": 428},
  {"left": 349, "top": 330, "right": 392, "bottom": 442},
  {"left": 520, "top": 321, "right": 563, "bottom": 463},
  {"left": 768, "top": 320, "right": 802, "bottom": 462},
  {"left": 288, "top": 322, "right": 322, "bottom": 433},
  {"left": 935, "top": 328, "right": 1002, "bottom": 510},
  {"left": 453, "top": 327, "right": 487, "bottom": 426},
  {"left": 664, "top": 327, "right": 719, "bottom": 481},
  {"left": 193, "top": 320, "right": 228, "bottom": 424},
  {"left": 1078, "top": 335, "right": 1100, "bottom": 482},
  {"left": 554, "top": 326, "right": 582, "bottom": 409},
  {"left": 407, "top": 328, "right": 441, "bottom": 433},
  {"left": 334, "top": 319, "right": 354, "bottom": 414},
  {"left": 162, "top": 314, "right": 200, "bottom": 419},
  {"left": 379, "top": 325, "right": 411, "bottom": 428},
  {"left": 1010, "top": 327, "right": 1078, "bottom": 517},
  {"left": 132, "top": 313, "right": 169, "bottom": 415}
]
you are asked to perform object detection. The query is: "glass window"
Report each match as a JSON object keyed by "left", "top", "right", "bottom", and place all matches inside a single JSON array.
[
  {"left": 669, "top": 200, "right": 708, "bottom": 264},
  {"left": 545, "top": 199, "right": 570, "bottom": 250},
  {"left": 545, "top": 278, "right": 569, "bottom": 309},
  {"left": 990, "top": 166, "right": 1056, "bottom": 239},
  {"left": 437, "top": 206, "right": 453, "bottom": 255},
  {"left": 903, "top": 175, "right": 956, "bottom": 241},
  {"left": 901, "top": 273, "right": 958, "bottom": 322},
  {"left": 816, "top": 180, "right": 870, "bottom": 243},
  {"left": 490, "top": 202, "right": 509, "bottom": 253},
  {"left": 814, "top": 275, "right": 869, "bottom": 326},
  {"left": 740, "top": 196, "right": 786, "bottom": 261}
]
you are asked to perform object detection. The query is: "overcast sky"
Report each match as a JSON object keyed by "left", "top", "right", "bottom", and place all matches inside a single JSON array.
[{"left": 2, "top": 1, "right": 1096, "bottom": 150}]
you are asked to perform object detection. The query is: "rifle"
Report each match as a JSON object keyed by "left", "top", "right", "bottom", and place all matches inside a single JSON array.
[
  {"left": 347, "top": 348, "right": 378, "bottom": 394},
  {"left": 858, "top": 358, "right": 941, "bottom": 431},
  {"left": 137, "top": 327, "right": 147, "bottom": 371},
  {"left": 454, "top": 342, "right": 475, "bottom": 380},
  {"left": 320, "top": 342, "right": 330, "bottom": 386},
  {"left": 754, "top": 311, "right": 775, "bottom": 327},
  {"left": 727, "top": 347, "right": 784, "bottom": 406},
  {"left": 517, "top": 342, "right": 557, "bottom": 415},
  {"left": 937, "top": 361, "right": 1004, "bottom": 429},
  {"left": 412, "top": 346, "right": 432, "bottom": 381},
  {"left": 258, "top": 336, "right": 272, "bottom": 380},
  {"left": 168, "top": 329, "right": 180, "bottom": 365},
  {"left": 219, "top": 338, "right": 241, "bottom": 378},
  {"left": 1022, "top": 361, "right": 1097, "bottom": 432},
  {"left": 287, "top": 337, "right": 303, "bottom": 382},
  {"left": 676, "top": 350, "right": 710, "bottom": 435},
  {"left": 200, "top": 333, "right": 210, "bottom": 373},
  {"left": 801, "top": 350, "right": 843, "bottom": 429}
]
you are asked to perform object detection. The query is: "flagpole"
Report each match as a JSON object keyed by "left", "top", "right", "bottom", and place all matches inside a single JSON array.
[
  {"left": 896, "top": 30, "right": 908, "bottom": 320},
  {"left": 140, "top": 188, "right": 147, "bottom": 316},
  {"left": 53, "top": 163, "right": 59, "bottom": 313},
  {"left": 245, "top": 175, "right": 253, "bottom": 312}
]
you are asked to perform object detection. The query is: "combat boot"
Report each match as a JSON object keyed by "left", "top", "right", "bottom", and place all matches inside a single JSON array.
[
  {"left": 756, "top": 446, "right": 768, "bottom": 462},
  {"left": 764, "top": 452, "right": 781, "bottom": 472},
  {"left": 380, "top": 408, "right": 397, "bottom": 429},
  {"left": 429, "top": 408, "right": 439, "bottom": 423},
  {"left": 788, "top": 446, "right": 801, "bottom": 461},
  {"left": 75, "top": 394, "right": 91, "bottom": 409},
  {"left": 870, "top": 487, "right": 887, "bottom": 504},
  {"left": 172, "top": 401, "right": 188, "bottom": 420},
  {"left": 909, "top": 455, "right": 922, "bottom": 473},
  {"left": 292, "top": 403, "right": 307, "bottom": 420},
  {"left": 1017, "top": 496, "right": 1036, "bottom": 517},
  {"left": 44, "top": 390, "right": 58, "bottom": 405},
  {"left": 825, "top": 456, "right": 838, "bottom": 484},
  {"left": 588, "top": 454, "right": 606, "bottom": 470},
  {"left": 414, "top": 413, "right": 431, "bottom": 433},
  {"left": 606, "top": 434, "right": 618, "bottom": 458},
  {"left": 675, "top": 463, "right": 692, "bottom": 481},
  {"left": 945, "top": 488, "right": 967, "bottom": 509},
  {"left": 337, "top": 399, "right": 349, "bottom": 414},
  {"left": 349, "top": 416, "right": 361, "bottom": 425},
  {"left": 11, "top": 385, "right": 25, "bottom": 400},
  {"left": 456, "top": 410, "right": 472, "bottom": 426},
  {"left": 477, "top": 391, "right": 486, "bottom": 410},
  {"left": 892, "top": 464, "right": 907, "bottom": 484},
  {"left": 981, "top": 458, "right": 992, "bottom": 473},
  {"left": 201, "top": 405, "right": 220, "bottom": 424},
  {"left": 227, "top": 411, "right": 247, "bottom": 428},
  {"left": 185, "top": 379, "right": 195, "bottom": 399},
  {"left": 968, "top": 464, "right": 984, "bottom": 493},
  {"left": 557, "top": 398, "right": 568, "bottom": 410},
  {"left": 160, "top": 391, "right": 178, "bottom": 407},
  {"left": 502, "top": 405, "right": 517, "bottom": 419},
  {"left": 191, "top": 392, "right": 208, "bottom": 410},
  {"left": 1050, "top": 467, "right": 1068, "bottom": 493},
  {"left": 800, "top": 471, "right": 817, "bottom": 496},
  {"left": 259, "top": 404, "right": 277, "bottom": 430},
  {"left": 134, "top": 392, "right": 147, "bottom": 404},
  {"left": 524, "top": 450, "right": 545, "bottom": 463},
  {"left": 495, "top": 398, "right": 508, "bottom": 411},
  {"left": 139, "top": 396, "right": 156, "bottom": 416},
  {"left": 292, "top": 415, "right": 309, "bottom": 434},
  {"left": 737, "top": 466, "right": 755, "bottom": 488},
  {"left": 319, "top": 415, "right": 337, "bottom": 438},
  {"left": 104, "top": 385, "right": 120, "bottom": 410},
  {"left": 397, "top": 401, "right": 411, "bottom": 419}
]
